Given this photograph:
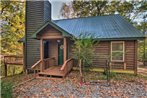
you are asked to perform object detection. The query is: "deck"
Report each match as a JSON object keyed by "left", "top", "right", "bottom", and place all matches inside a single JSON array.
[
  {"left": 38, "top": 66, "right": 66, "bottom": 78},
  {"left": 32, "top": 58, "right": 73, "bottom": 78}
]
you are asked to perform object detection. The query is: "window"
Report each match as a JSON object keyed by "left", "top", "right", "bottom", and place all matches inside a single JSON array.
[{"left": 111, "top": 41, "right": 124, "bottom": 62}]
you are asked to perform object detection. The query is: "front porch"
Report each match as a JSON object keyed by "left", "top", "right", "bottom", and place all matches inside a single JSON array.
[
  {"left": 31, "top": 36, "right": 73, "bottom": 78},
  {"left": 30, "top": 22, "right": 74, "bottom": 77}
]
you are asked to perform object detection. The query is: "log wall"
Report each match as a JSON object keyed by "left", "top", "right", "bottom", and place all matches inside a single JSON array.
[{"left": 92, "top": 41, "right": 137, "bottom": 70}]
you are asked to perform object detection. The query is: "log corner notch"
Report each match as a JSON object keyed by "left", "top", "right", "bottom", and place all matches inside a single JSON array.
[{"left": 134, "top": 40, "right": 138, "bottom": 75}]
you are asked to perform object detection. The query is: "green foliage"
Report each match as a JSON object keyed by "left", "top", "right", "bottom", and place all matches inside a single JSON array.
[
  {"left": 72, "top": 33, "right": 98, "bottom": 81},
  {"left": 1, "top": 81, "right": 13, "bottom": 98},
  {"left": 138, "top": 38, "right": 147, "bottom": 61},
  {"left": 61, "top": 0, "right": 146, "bottom": 21},
  {"left": 72, "top": 33, "right": 98, "bottom": 67},
  {"left": 0, "top": 0, "right": 25, "bottom": 55},
  {"left": 0, "top": 64, "right": 23, "bottom": 77}
]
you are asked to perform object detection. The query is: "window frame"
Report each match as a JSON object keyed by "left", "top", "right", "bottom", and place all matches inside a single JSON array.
[{"left": 111, "top": 41, "right": 125, "bottom": 62}]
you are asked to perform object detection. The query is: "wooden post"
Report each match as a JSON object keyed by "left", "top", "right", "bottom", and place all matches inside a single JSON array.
[
  {"left": 124, "top": 62, "right": 126, "bottom": 70},
  {"left": 64, "top": 38, "right": 67, "bottom": 63},
  {"left": 4, "top": 63, "right": 7, "bottom": 77},
  {"left": 4, "top": 56, "right": 7, "bottom": 77},
  {"left": 40, "top": 39, "right": 44, "bottom": 72}
]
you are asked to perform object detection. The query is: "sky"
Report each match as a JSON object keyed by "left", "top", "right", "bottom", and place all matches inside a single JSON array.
[{"left": 49, "top": 0, "right": 73, "bottom": 20}]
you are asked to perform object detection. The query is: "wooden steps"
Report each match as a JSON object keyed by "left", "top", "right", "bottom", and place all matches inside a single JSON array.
[
  {"left": 38, "top": 66, "right": 65, "bottom": 78},
  {"left": 32, "top": 58, "right": 74, "bottom": 78}
]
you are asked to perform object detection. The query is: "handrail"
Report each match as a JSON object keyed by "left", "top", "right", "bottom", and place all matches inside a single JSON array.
[
  {"left": 31, "top": 57, "right": 55, "bottom": 69},
  {"left": 44, "top": 57, "right": 55, "bottom": 62},
  {"left": 31, "top": 59, "right": 42, "bottom": 69},
  {"left": 60, "top": 58, "right": 73, "bottom": 71}
]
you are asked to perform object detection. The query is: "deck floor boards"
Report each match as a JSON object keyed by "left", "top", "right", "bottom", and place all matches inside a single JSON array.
[{"left": 38, "top": 66, "right": 65, "bottom": 77}]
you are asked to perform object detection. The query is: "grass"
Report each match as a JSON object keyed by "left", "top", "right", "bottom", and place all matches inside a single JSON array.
[
  {"left": 73, "top": 66, "right": 147, "bottom": 82},
  {"left": 73, "top": 67, "right": 134, "bottom": 74},
  {"left": 1, "top": 73, "right": 35, "bottom": 85},
  {"left": 84, "top": 71, "right": 147, "bottom": 82},
  {"left": 72, "top": 67, "right": 147, "bottom": 82},
  {"left": 1, "top": 81, "right": 13, "bottom": 98},
  {"left": 1, "top": 73, "right": 35, "bottom": 98}
]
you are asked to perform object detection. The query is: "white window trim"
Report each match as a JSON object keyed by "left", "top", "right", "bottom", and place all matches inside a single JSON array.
[{"left": 111, "top": 41, "right": 125, "bottom": 62}]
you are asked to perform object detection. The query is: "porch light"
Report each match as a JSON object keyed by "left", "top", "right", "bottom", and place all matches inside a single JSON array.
[{"left": 57, "top": 39, "right": 61, "bottom": 43}]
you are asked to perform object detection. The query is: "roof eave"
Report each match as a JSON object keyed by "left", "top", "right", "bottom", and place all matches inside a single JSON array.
[{"left": 97, "top": 37, "right": 145, "bottom": 41}]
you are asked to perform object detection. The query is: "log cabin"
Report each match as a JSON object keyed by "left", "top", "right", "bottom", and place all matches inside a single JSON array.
[{"left": 19, "top": 1, "right": 144, "bottom": 77}]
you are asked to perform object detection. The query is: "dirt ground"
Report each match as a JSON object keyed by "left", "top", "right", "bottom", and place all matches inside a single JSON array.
[{"left": 13, "top": 71, "right": 147, "bottom": 98}]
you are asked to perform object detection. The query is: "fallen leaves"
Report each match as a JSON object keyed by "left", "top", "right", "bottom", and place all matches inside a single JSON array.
[{"left": 13, "top": 71, "right": 147, "bottom": 98}]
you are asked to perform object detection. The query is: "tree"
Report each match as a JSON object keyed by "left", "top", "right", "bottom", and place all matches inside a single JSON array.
[
  {"left": 0, "top": 0, "right": 25, "bottom": 55},
  {"left": 61, "top": 0, "right": 146, "bottom": 23},
  {"left": 61, "top": 0, "right": 109, "bottom": 18},
  {"left": 72, "top": 33, "right": 98, "bottom": 83}
]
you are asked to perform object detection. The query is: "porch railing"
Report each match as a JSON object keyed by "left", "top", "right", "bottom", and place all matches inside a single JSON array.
[
  {"left": 31, "top": 59, "right": 42, "bottom": 70},
  {"left": 60, "top": 58, "right": 73, "bottom": 75},
  {"left": 31, "top": 57, "right": 55, "bottom": 71}
]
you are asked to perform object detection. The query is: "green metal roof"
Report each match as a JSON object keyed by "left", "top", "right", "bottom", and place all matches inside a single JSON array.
[
  {"left": 31, "top": 20, "right": 72, "bottom": 39},
  {"left": 23, "top": 14, "right": 144, "bottom": 41},
  {"left": 53, "top": 14, "right": 144, "bottom": 40}
]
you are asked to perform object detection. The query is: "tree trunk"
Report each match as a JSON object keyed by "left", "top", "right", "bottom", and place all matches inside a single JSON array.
[{"left": 79, "top": 59, "right": 84, "bottom": 83}]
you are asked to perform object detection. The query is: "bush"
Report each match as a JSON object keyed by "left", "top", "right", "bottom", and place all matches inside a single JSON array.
[{"left": 1, "top": 82, "right": 13, "bottom": 98}]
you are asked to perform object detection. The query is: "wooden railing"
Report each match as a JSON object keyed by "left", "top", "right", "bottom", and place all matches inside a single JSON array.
[
  {"left": 60, "top": 58, "right": 73, "bottom": 75},
  {"left": 31, "top": 59, "right": 42, "bottom": 70},
  {"left": 31, "top": 57, "right": 55, "bottom": 71},
  {"left": 4, "top": 55, "right": 23, "bottom": 65},
  {"left": 44, "top": 57, "right": 55, "bottom": 69}
]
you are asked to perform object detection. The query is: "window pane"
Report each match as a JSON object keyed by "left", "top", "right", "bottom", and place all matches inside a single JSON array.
[
  {"left": 112, "top": 43, "right": 123, "bottom": 51},
  {"left": 112, "top": 52, "right": 123, "bottom": 60}
]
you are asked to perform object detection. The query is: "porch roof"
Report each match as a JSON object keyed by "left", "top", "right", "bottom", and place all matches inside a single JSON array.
[{"left": 31, "top": 20, "right": 72, "bottom": 39}]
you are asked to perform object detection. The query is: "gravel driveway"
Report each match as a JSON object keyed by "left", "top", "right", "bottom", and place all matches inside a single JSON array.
[{"left": 13, "top": 71, "right": 147, "bottom": 98}]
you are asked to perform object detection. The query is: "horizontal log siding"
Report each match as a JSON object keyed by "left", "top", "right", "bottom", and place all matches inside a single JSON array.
[
  {"left": 92, "top": 41, "right": 110, "bottom": 68},
  {"left": 40, "top": 26, "right": 62, "bottom": 37},
  {"left": 125, "top": 41, "right": 136, "bottom": 70},
  {"left": 92, "top": 41, "right": 136, "bottom": 70}
]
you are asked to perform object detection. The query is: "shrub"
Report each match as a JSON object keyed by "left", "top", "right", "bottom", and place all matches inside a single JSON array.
[{"left": 1, "top": 81, "right": 13, "bottom": 98}]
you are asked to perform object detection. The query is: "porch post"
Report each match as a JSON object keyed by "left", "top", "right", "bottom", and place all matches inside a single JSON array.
[
  {"left": 40, "top": 39, "right": 44, "bottom": 72},
  {"left": 64, "top": 37, "right": 67, "bottom": 63}
]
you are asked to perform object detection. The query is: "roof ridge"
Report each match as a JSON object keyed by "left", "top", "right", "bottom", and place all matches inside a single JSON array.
[{"left": 53, "top": 14, "right": 120, "bottom": 21}]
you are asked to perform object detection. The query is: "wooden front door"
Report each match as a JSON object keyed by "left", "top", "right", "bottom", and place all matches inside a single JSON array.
[{"left": 58, "top": 43, "right": 63, "bottom": 65}]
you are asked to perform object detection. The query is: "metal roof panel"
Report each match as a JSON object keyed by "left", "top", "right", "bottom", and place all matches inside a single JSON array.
[{"left": 53, "top": 14, "right": 144, "bottom": 40}]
